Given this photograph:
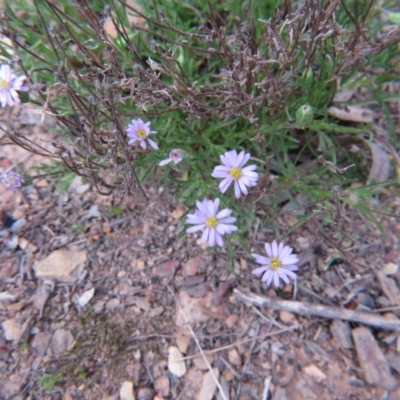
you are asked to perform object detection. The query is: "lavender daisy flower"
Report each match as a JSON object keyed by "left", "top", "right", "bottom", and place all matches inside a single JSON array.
[
  {"left": 1, "top": 171, "right": 24, "bottom": 189},
  {"left": 127, "top": 118, "right": 158, "bottom": 150},
  {"left": 0, "top": 64, "right": 28, "bottom": 108},
  {"left": 251, "top": 240, "right": 299, "bottom": 288},
  {"left": 212, "top": 150, "right": 259, "bottom": 199},
  {"left": 186, "top": 198, "right": 237, "bottom": 247},
  {"left": 159, "top": 149, "right": 183, "bottom": 166}
]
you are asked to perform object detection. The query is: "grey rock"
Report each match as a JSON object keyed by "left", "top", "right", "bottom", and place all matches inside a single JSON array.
[
  {"left": 1, "top": 319, "right": 22, "bottom": 342},
  {"left": 49, "top": 328, "right": 75, "bottom": 356},
  {"left": 352, "top": 327, "right": 397, "bottom": 390},
  {"left": 272, "top": 387, "right": 288, "bottom": 400},
  {"left": 217, "top": 377, "right": 230, "bottom": 400},
  {"left": 33, "top": 250, "right": 86, "bottom": 283},
  {"left": 31, "top": 331, "right": 52, "bottom": 357},
  {"left": 386, "top": 351, "right": 400, "bottom": 374},
  {"left": 330, "top": 319, "right": 353, "bottom": 349},
  {"left": 10, "top": 219, "right": 27, "bottom": 233}
]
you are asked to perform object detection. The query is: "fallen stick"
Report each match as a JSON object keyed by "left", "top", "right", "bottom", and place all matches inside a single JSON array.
[{"left": 233, "top": 289, "right": 400, "bottom": 332}]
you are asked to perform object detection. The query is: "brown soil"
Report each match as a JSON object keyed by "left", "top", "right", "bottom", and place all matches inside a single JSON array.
[{"left": 1, "top": 103, "right": 400, "bottom": 400}]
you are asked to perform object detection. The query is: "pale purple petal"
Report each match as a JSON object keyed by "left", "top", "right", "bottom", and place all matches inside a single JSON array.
[
  {"left": 219, "top": 178, "right": 233, "bottom": 194},
  {"left": 208, "top": 229, "right": 216, "bottom": 247},
  {"left": 273, "top": 272, "right": 280, "bottom": 288},
  {"left": 251, "top": 254, "right": 270, "bottom": 265},
  {"left": 280, "top": 269, "right": 298, "bottom": 279},
  {"left": 219, "top": 216, "right": 236, "bottom": 224},
  {"left": 147, "top": 138, "right": 159, "bottom": 150},
  {"left": 215, "top": 231, "right": 224, "bottom": 247},
  {"left": 277, "top": 269, "right": 291, "bottom": 284},
  {"left": 279, "top": 245, "right": 293, "bottom": 258},
  {"left": 281, "top": 255, "right": 299, "bottom": 265},
  {"left": 239, "top": 152, "right": 250, "bottom": 167},
  {"left": 234, "top": 181, "right": 241, "bottom": 198},
  {"left": 237, "top": 179, "right": 249, "bottom": 196},
  {"left": 200, "top": 227, "right": 210, "bottom": 244},
  {"left": 186, "top": 214, "right": 205, "bottom": 224},
  {"left": 265, "top": 242, "right": 273, "bottom": 257},
  {"left": 251, "top": 266, "right": 268, "bottom": 276},
  {"left": 196, "top": 199, "right": 208, "bottom": 216},
  {"left": 216, "top": 208, "right": 231, "bottom": 219},
  {"left": 216, "top": 223, "right": 237, "bottom": 234},
  {"left": 284, "top": 264, "right": 299, "bottom": 271},
  {"left": 242, "top": 165, "right": 258, "bottom": 172},
  {"left": 212, "top": 198, "right": 220, "bottom": 215},
  {"left": 186, "top": 224, "right": 205, "bottom": 233},
  {"left": 271, "top": 240, "right": 278, "bottom": 257},
  {"left": 264, "top": 270, "right": 274, "bottom": 285},
  {"left": 159, "top": 158, "right": 172, "bottom": 166}
]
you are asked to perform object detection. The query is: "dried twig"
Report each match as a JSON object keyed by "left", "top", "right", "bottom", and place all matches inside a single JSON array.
[{"left": 233, "top": 289, "right": 400, "bottom": 331}]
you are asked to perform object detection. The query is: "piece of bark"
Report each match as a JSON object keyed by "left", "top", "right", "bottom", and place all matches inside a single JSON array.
[{"left": 352, "top": 327, "right": 397, "bottom": 390}]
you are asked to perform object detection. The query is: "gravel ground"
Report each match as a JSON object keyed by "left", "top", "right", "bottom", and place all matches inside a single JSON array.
[{"left": 1, "top": 104, "right": 400, "bottom": 400}]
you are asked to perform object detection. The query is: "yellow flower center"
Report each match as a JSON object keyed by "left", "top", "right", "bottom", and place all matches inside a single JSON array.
[
  {"left": 206, "top": 216, "right": 219, "bottom": 228},
  {"left": 137, "top": 128, "right": 147, "bottom": 139},
  {"left": 0, "top": 79, "right": 10, "bottom": 89},
  {"left": 270, "top": 257, "right": 282, "bottom": 270},
  {"left": 230, "top": 167, "right": 242, "bottom": 180}
]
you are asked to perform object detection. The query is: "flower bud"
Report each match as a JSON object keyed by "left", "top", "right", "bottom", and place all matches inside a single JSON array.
[{"left": 295, "top": 105, "right": 314, "bottom": 128}]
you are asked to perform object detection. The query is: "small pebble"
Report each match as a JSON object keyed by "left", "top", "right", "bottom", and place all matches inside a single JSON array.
[
  {"left": 117, "top": 270, "right": 127, "bottom": 278},
  {"left": 279, "top": 310, "right": 296, "bottom": 324}
]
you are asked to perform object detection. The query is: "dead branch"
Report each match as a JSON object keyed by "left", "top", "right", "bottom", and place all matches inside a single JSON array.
[{"left": 233, "top": 289, "right": 400, "bottom": 331}]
